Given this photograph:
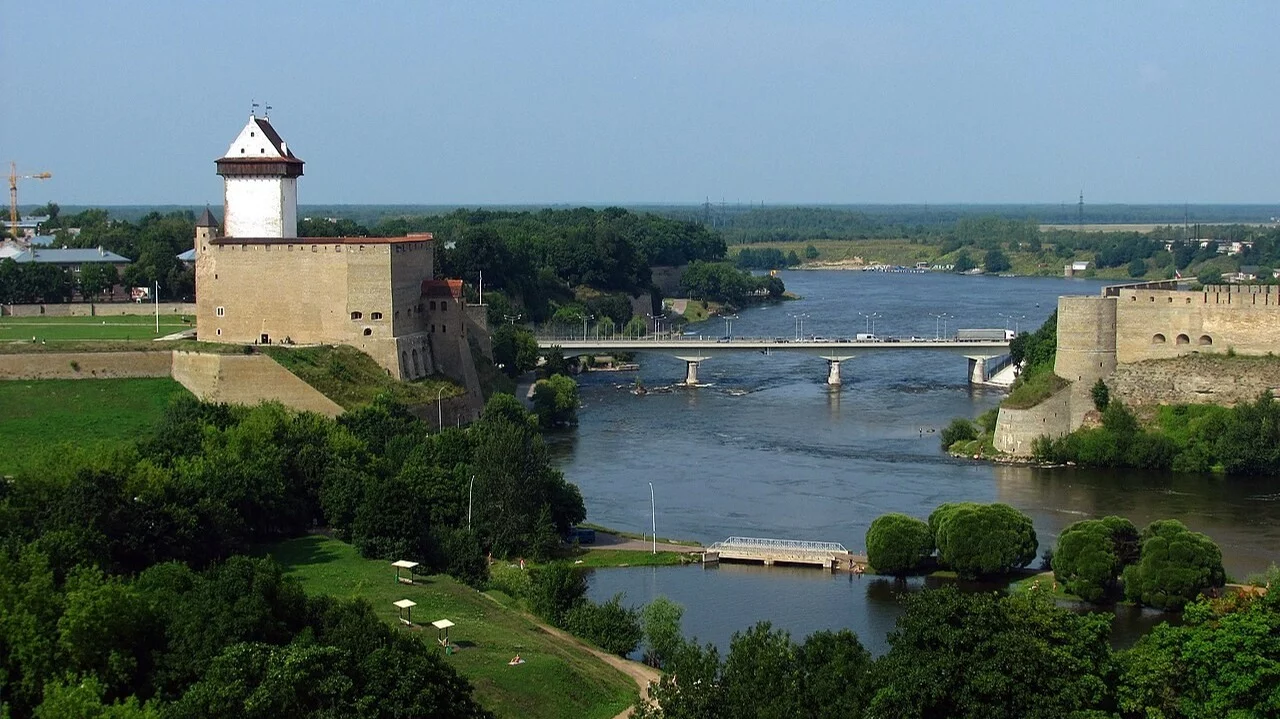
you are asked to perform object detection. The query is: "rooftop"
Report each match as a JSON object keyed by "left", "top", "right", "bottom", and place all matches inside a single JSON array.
[{"left": 9, "top": 247, "right": 131, "bottom": 264}]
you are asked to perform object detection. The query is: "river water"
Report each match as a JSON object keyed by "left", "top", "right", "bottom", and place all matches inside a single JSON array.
[{"left": 552, "top": 270, "right": 1280, "bottom": 654}]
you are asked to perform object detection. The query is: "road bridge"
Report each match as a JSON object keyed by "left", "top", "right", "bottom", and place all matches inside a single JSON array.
[
  {"left": 701, "top": 536, "right": 866, "bottom": 570},
  {"left": 535, "top": 335, "right": 1011, "bottom": 386}
]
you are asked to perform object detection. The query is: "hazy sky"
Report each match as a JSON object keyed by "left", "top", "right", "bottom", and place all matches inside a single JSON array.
[{"left": 4, "top": 2, "right": 1278, "bottom": 206}]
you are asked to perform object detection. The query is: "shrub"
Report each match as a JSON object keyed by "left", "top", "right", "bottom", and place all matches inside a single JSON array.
[
  {"left": 487, "top": 561, "right": 531, "bottom": 599},
  {"left": 940, "top": 418, "right": 977, "bottom": 450},
  {"left": 1122, "top": 519, "right": 1225, "bottom": 610},
  {"left": 865, "top": 513, "right": 934, "bottom": 577},
  {"left": 1090, "top": 379, "right": 1110, "bottom": 412},
  {"left": 641, "top": 597, "right": 685, "bottom": 668},
  {"left": 564, "top": 593, "right": 643, "bottom": 656},
  {"left": 1053, "top": 520, "right": 1121, "bottom": 602},
  {"left": 528, "top": 562, "right": 587, "bottom": 625},
  {"left": 932, "top": 503, "right": 1037, "bottom": 578}
]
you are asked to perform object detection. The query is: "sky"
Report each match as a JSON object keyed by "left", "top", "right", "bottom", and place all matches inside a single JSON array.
[{"left": 3, "top": 1, "right": 1278, "bottom": 206}]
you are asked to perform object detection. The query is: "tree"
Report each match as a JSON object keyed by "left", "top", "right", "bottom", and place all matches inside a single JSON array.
[
  {"left": 721, "top": 622, "right": 803, "bottom": 719},
  {"left": 491, "top": 324, "right": 539, "bottom": 378},
  {"left": 805, "top": 244, "right": 819, "bottom": 260},
  {"left": 528, "top": 562, "right": 587, "bottom": 625},
  {"left": 623, "top": 315, "right": 648, "bottom": 337},
  {"left": 931, "top": 503, "right": 1037, "bottom": 578},
  {"left": 1122, "top": 519, "right": 1225, "bottom": 610},
  {"left": 984, "top": 248, "right": 1011, "bottom": 273},
  {"left": 940, "top": 417, "right": 977, "bottom": 449},
  {"left": 865, "top": 513, "right": 934, "bottom": 577},
  {"left": 1126, "top": 258, "right": 1147, "bottom": 278},
  {"left": 786, "top": 250, "right": 801, "bottom": 266},
  {"left": 532, "top": 374, "right": 579, "bottom": 429},
  {"left": 641, "top": 596, "right": 685, "bottom": 668},
  {"left": 1053, "top": 519, "right": 1122, "bottom": 602},
  {"left": 1197, "top": 269, "right": 1222, "bottom": 286},
  {"left": 796, "top": 629, "right": 872, "bottom": 719},
  {"left": 867, "top": 588, "right": 1112, "bottom": 719},
  {"left": 78, "top": 263, "right": 120, "bottom": 301},
  {"left": 1091, "top": 379, "right": 1110, "bottom": 412},
  {"left": 564, "top": 593, "right": 643, "bottom": 656},
  {"left": 953, "top": 251, "right": 976, "bottom": 273}
]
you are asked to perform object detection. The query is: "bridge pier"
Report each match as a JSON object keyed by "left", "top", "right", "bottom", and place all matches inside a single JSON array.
[
  {"left": 826, "top": 360, "right": 841, "bottom": 386},
  {"left": 683, "top": 360, "right": 700, "bottom": 386}
]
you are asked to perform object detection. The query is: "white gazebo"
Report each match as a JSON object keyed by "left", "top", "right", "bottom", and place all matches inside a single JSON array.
[
  {"left": 394, "top": 599, "right": 417, "bottom": 626},
  {"left": 392, "top": 560, "right": 420, "bottom": 585},
  {"left": 431, "top": 618, "right": 455, "bottom": 647}
]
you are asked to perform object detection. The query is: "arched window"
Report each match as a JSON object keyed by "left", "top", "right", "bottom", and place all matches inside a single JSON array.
[
  {"left": 440, "top": 301, "right": 448, "bottom": 311},
  {"left": 1176, "top": 334, "right": 1190, "bottom": 345},
  {"left": 351, "top": 311, "right": 362, "bottom": 320},
  {"left": 371, "top": 312, "right": 383, "bottom": 320},
  {"left": 1199, "top": 335, "right": 1213, "bottom": 345},
  {"left": 363, "top": 328, "right": 372, "bottom": 336},
  {"left": 1152, "top": 333, "right": 1166, "bottom": 344}
]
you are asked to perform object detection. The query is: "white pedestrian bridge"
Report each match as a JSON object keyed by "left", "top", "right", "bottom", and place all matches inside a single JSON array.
[{"left": 534, "top": 334, "right": 1011, "bottom": 386}]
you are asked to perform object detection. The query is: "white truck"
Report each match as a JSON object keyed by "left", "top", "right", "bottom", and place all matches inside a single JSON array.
[
  {"left": 955, "top": 328, "right": 1015, "bottom": 341},
  {"left": 855, "top": 333, "right": 879, "bottom": 341}
]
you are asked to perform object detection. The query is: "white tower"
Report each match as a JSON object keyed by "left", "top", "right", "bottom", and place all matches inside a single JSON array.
[{"left": 216, "top": 114, "right": 304, "bottom": 238}]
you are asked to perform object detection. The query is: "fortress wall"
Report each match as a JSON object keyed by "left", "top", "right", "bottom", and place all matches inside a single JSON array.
[
  {"left": 171, "top": 351, "right": 343, "bottom": 417},
  {"left": 2, "top": 303, "right": 195, "bottom": 317},
  {"left": 1107, "top": 356, "right": 1280, "bottom": 407},
  {"left": 1114, "top": 289, "right": 1280, "bottom": 363},
  {"left": 464, "top": 306, "right": 492, "bottom": 358},
  {"left": 994, "top": 384, "right": 1073, "bottom": 456},
  {"left": 1054, "top": 296, "right": 1117, "bottom": 383},
  {"left": 0, "top": 351, "right": 172, "bottom": 380}
]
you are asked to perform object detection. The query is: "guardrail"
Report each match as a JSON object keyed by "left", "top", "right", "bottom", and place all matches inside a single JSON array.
[{"left": 708, "top": 536, "right": 849, "bottom": 553}]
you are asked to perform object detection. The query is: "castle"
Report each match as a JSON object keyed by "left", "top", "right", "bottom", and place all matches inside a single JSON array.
[
  {"left": 194, "top": 114, "right": 486, "bottom": 383},
  {"left": 995, "top": 281, "right": 1280, "bottom": 454}
]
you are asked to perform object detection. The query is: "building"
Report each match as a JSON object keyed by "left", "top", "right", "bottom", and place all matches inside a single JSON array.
[
  {"left": 8, "top": 246, "right": 131, "bottom": 268},
  {"left": 195, "top": 114, "right": 484, "bottom": 381}
]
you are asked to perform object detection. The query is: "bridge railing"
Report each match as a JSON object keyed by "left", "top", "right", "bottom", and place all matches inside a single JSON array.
[{"left": 708, "top": 536, "right": 849, "bottom": 553}]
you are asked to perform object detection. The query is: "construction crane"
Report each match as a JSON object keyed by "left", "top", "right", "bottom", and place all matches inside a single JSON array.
[{"left": 9, "top": 161, "right": 53, "bottom": 240}]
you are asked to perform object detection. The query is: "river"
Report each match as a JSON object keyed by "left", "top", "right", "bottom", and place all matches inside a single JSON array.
[{"left": 551, "top": 270, "right": 1280, "bottom": 654}]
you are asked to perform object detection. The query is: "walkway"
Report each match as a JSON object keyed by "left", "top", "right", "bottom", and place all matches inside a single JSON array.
[{"left": 703, "top": 536, "right": 867, "bottom": 570}]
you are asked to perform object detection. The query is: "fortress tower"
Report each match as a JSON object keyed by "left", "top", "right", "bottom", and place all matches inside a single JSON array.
[{"left": 215, "top": 114, "right": 303, "bottom": 238}]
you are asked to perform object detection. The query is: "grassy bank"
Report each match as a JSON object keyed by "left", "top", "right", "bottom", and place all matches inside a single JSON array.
[
  {"left": 269, "top": 535, "right": 637, "bottom": 719},
  {"left": 0, "top": 377, "right": 190, "bottom": 474},
  {"left": 0, "top": 314, "right": 193, "bottom": 342},
  {"left": 264, "top": 344, "right": 464, "bottom": 410}
]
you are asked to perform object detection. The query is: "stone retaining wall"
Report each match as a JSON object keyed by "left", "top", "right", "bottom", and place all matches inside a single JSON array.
[
  {"left": 994, "top": 385, "right": 1073, "bottom": 456},
  {"left": 171, "top": 351, "right": 343, "bottom": 417},
  {"left": 1107, "top": 355, "right": 1280, "bottom": 407},
  {"left": 2, "top": 303, "right": 195, "bottom": 317}
]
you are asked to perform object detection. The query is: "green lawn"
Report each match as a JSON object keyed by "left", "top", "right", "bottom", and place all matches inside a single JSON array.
[
  {"left": 269, "top": 535, "right": 638, "bottom": 719},
  {"left": 0, "top": 314, "right": 194, "bottom": 342},
  {"left": 0, "top": 377, "right": 190, "bottom": 474},
  {"left": 264, "top": 345, "right": 464, "bottom": 410}
]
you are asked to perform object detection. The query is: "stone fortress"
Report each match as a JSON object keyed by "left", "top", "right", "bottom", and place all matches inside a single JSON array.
[
  {"left": 194, "top": 114, "right": 488, "bottom": 386},
  {"left": 995, "top": 281, "right": 1280, "bottom": 455}
]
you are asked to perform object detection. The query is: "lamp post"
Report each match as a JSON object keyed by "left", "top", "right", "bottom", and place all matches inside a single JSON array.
[
  {"left": 791, "top": 313, "right": 808, "bottom": 341},
  {"left": 582, "top": 314, "right": 594, "bottom": 341},
  {"left": 858, "top": 311, "right": 881, "bottom": 335},
  {"left": 649, "top": 482, "right": 656, "bottom": 555},
  {"left": 931, "top": 312, "right": 952, "bottom": 340},
  {"left": 723, "top": 314, "right": 737, "bottom": 339},
  {"left": 468, "top": 475, "right": 475, "bottom": 531},
  {"left": 436, "top": 385, "right": 446, "bottom": 430}
]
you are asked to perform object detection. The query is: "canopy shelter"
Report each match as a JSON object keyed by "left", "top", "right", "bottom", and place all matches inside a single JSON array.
[
  {"left": 392, "top": 560, "right": 420, "bottom": 585},
  {"left": 431, "top": 618, "right": 455, "bottom": 647},
  {"left": 394, "top": 599, "right": 417, "bottom": 627}
]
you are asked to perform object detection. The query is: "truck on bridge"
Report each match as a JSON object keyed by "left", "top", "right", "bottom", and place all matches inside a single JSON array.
[{"left": 956, "top": 328, "right": 1016, "bottom": 341}]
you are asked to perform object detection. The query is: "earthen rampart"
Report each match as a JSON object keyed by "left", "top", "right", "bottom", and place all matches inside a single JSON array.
[{"left": 0, "top": 351, "right": 173, "bottom": 380}]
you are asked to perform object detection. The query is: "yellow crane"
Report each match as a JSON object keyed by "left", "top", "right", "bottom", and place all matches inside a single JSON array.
[{"left": 9, "top": 161, "right": 52, "bottom": 240}]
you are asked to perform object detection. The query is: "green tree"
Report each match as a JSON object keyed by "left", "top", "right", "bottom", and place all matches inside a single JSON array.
[
  {"left": 931, "top": 503, "right": 1037, "bottom": 578},
  {"left": 797, "top": 629, "right": 873, "bottom": 719},
  {"left": 785, "top": 250, "right": 801, "bottom": 266},
  {"left": 984, "top": 248, "right": 1012, "bottom": 273},
  {"left": 1126, "top": 258, "right": 1147, "bottom": 278},
  {"left": 867, "top": 588, "right": 1112, "bottom": 719},
  {"left": 865, "top": 513, "right": 934, "bottom": 577},
  {"left": 564, "top": 593, "right": 643, "bottom": 656},
  {"left": 804, "top": 244, "right": 819, "bottom": 260},
  {"left": 641, "top": 596, "right": 685, "bottom": 668},
  {"left": 953, "top": 250, "right": 976, "bottom": 273},
  {"left": 1122, "top": 519, "right": 1225, "bottom": 610},
  {"left": 77, "top": 263, "right": 120, "bottom": 301},
  {"left": 940, "top": 417, "right": 977, "bottom": 449},
  {"left": 721, "top": 622, "right": 803, "bottom": 719},
  {"left": 1091, "top": 379, "right": 1111, "bottom": 412},
  {"left": 532, "top": 374, "right": 580, "bottom": 429},
  {"left": 1053, "top": 519, "right": 1126, "bottom": 603},
  {"left": 491, "top": 324, "right": 539, "bottom": 378},
  {"left": 528, "top": 562, "right": 587, "bottom": 625},
  {"left": 623, "top": 315, "right": 648, "bottom": 337}
]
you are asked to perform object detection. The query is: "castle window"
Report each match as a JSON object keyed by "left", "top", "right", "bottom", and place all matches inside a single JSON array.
[
  {"left": 441, "top": 301, "right": 448, "bottom": 311},
  {"left": 240, "top": 148, "right": 245, "bottom": 154},
  {"left": 250, "top": 131, "right": 255, "bottom": 137},
  {"left": 1152, "top": 333, "right": 1166, "bottom": 344},
  {"left": 216, "top": 306, "right": 225, "bottom": 317},
  {"left": 351, "top": 311, "right": 363, "bottom": 320},
  {"left": 431, "top": 324, "right": 435, "bottom": 333},
  {"left": 1199, "top": 335, "right": 1213, "bottom": 345},
  {"left": 216, "top": 328, "right": 222, "bottom": 336},
  {"left": 429, "top": 301, "right": 436, "bottom": 310},
  {"left": 363, "top": 328, "right": 372, "bottom": 336},
  {"left": 371, "top": 312, "right": 383, "bottom": 320},
  {"left": 1176, "top": 334, "right": 1190, "bottom": 345},
  {"left": 442, "top": 325, "right": 446, "bottom": 333}
]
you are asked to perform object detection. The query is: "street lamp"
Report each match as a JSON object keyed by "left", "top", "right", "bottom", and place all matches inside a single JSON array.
[
  {"left": 468, "top": 475, "right": 475, "bottom": 531},
  {"left": 930, "top": 312, "right": 952, "bottom": 340},
  {"left": 582, "top": 314, "right": 594, "bottom": 341},
  {"left": 858, "top": 311, "right": 881, "bottom": 335},
  {"left": 504, "top": 313, "right": 523, "bottom": 325},
  {"left": 999, "top": 313, "right": 1025, "bottom": 334},
  {"left": 723, "top": 314, "right": 738, "bottom": 339},
  {"left": 649, "top": 482, "right": 656, "bottom": 555},
  {"left": 791, "top": 313, "right": 809, "bottom": 341},
  {"left": 436, "top": 385, "right": 447, "bottom": 430}
]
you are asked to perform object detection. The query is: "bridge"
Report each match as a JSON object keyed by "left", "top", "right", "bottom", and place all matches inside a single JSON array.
[
  {"left": 535, "top": 334, "right": 1011, "bottom": 386},
  {"left": 701, "top": 536, "right": 866, "bottom": 570}
]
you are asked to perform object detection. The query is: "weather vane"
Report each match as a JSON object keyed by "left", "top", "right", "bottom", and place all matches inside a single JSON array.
[{"left": 251, "top": 99, "right": 259, "bottom": 117}]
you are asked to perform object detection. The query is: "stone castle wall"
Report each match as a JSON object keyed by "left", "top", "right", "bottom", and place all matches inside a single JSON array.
[
  {"left": 993, "top": 385, "right": 1073, "bottom": 456},
  {"left": 1054, "top": 296, "right": 1117, "bottom": 384},
  {"left": 1108, "top": 356, "right": 1280, "bottom": 407},
  {"left": 3, "top": 303, "right": 195, "bottom": 317},
  {"left": 1114, "top": 286, "right": 1280, "bottom": 363}
]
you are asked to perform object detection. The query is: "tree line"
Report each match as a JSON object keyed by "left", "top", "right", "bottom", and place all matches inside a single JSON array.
[
  {"left": 37, "top": 207, "right": 196, "bottom": 300},
  {"left": 0, "top": 392, "right": 587, "bottom": 717}
]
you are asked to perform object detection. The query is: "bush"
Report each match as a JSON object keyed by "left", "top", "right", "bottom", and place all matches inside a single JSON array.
[
  {"left": 641, "top": 596, "right": 685, "bottom": 668},
  {"left": 1123, "top": 519, "right": 1225, "bottom": 610},
  {"left": 532, "top": 374, "right": 579, "bottom": 429},
  {"left": 931, "top": 503, "right": 1037, "bottom": 578},
  {"left": 564, "top": 593, "right": 643, "bottom": 656},
  {"left": 866, "top": 513, "right": 934, "bottom": 577},
  {"left": 1053, "top": 520, "right": 1122, "bottom": 602},
  {"left": 1090, "top": 379, "right": 1110, "bottom": 412},
  {"left": 940, "top": 418, "right": 977, "bottom": 450},
  {"left": 486, "top": 561, "right": 531, "bottom": 599},
  {"left": 528, "top": 562, "right": 587, "bottom": 625}
]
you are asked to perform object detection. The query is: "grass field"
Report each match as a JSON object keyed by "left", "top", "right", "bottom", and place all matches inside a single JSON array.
[
  {"left": 264, "top": 345, "right": 464, "bottom": 410},
  {"left": 269, "top": 535, "right": 638, "bottom": 719},
  {"left": 0, "top": 314, "right": 194, "bottom": 342},
  {"left": 0, "top": 377, "right": 190, "bottom": 474}
]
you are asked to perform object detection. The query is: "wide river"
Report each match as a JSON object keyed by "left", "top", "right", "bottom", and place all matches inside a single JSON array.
[{"left": 551, "top": 270, "right": 1280, "bottom": 654}]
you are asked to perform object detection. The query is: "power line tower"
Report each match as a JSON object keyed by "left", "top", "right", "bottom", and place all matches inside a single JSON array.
[{"left": 1077, "top": 190, "right": 1084, "bottom": 228}]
